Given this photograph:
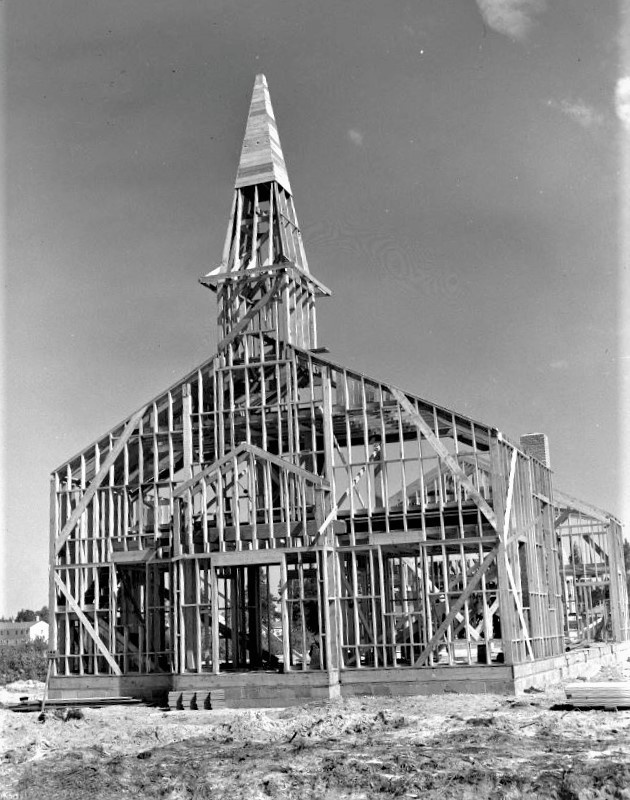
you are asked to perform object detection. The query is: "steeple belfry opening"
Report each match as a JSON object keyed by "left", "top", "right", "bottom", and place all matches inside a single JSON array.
[{"left": 201, "top": 75, "right": 330, "bottom": 351}]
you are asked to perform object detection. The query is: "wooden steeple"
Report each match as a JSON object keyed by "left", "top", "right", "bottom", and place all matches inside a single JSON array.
[{"left": 201, "top": 74, "right": 330, "bottom": 351}]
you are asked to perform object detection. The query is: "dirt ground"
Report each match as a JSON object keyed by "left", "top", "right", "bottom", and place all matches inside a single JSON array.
[{"left": 1, "top": 666, "right": 629, "bottom": 800}]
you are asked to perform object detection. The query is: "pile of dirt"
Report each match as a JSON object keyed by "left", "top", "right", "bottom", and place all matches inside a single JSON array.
[{"left": 1, "top": 671, "right": 629, "bottom": 799}]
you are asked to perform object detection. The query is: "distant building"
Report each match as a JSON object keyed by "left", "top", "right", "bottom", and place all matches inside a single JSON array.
[{"left": 0, "top": 620, "right": 49, "bottom": 647}]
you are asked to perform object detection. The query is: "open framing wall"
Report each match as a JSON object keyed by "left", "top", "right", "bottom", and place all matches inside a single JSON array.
[{"left": 554, "top": 491, "right": 629, "bottom": 645}]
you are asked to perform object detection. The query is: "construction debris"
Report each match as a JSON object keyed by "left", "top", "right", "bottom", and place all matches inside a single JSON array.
[{"left": 2, "top": 685, "right": 630, "bottom": 800}]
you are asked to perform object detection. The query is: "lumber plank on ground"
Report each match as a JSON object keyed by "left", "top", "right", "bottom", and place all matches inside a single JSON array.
[
  {"left": 565, "top": 682, "right": 630, "bottom": 709},
  {"left": 7, "top": 696, "right": 142, "bottom": 712}
]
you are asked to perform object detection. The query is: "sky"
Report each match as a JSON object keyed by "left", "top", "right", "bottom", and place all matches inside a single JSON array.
[{"left": 2, "top": 0, "right": 628, "bottom": 616}]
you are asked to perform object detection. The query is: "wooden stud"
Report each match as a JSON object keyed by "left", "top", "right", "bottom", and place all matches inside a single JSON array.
[
  {"left": 56, "top": 406, "right": 148, "bottom": 555},
  {"left": 54, "top": 573, "right": 122, "bottom": 675}
]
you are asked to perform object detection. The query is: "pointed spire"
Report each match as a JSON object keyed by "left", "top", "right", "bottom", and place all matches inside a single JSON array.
[
  {"left": 234, "top": 74, "right": 292, "bottom": 194},
  {"left": 201, "top": 74, "right": 331, "bottom": 316}
]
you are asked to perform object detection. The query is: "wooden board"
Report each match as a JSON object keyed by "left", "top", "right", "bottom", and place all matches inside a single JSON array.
[{"left": 565, "top": 681, "right": 630, "bottom": 709}]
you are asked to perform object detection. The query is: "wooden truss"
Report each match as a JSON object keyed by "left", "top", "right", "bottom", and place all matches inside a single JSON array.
[{"left": 49, "top": 74, "right": 628, "bottom": 684}]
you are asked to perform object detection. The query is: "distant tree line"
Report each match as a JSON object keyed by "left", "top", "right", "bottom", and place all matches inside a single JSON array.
[
  {"left": 0, "top": 606, "right": 49, "bottom": 623},
  {"left": 0, "top": 640, "right": 48, "bottom": 684}
]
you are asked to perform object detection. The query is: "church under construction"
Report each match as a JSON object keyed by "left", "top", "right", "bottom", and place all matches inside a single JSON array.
[{"left": 48, "top": 75, "right": 629, "bottom": 707}]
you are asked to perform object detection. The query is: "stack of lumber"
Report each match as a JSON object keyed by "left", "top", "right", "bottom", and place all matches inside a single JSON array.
[
  {"left": 565, "top": 682, "right": 630, "bottom": 709},
  {"left": 7, "top": 696, "right": 142, "bottom": 713}
]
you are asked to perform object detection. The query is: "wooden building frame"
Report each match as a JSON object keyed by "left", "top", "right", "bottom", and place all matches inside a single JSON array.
[
  {"left": 48, "top": 75, "right": 629, "bottom": 705},
  {"left": 554, "top": 491, "right": 629, "bottom": 645}
]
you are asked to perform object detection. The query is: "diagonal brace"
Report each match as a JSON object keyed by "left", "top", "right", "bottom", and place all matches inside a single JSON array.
[
  {"left": 54, "top": 572, "right": 122, "bottom": 675},
  {"left": 414, "top": 543, "right": 500, "bottom": 666},
  {"left": 391, "top": 388, "right": 497, "bottom": 530},
  {"left": 309, "top": 441, "right": 382, "bottom": 546},
  {"left": 56, "top": 405, "right": 148, "bottom": 554},
  {"left": 217, "top": 274, "right": 283, "bottom": 351}
]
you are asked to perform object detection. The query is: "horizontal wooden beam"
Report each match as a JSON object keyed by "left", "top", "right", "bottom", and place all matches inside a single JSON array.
[
  {"left": 210, "top": 549, "right": 284, "bottom": 567},
  {"left": 366, "top": 531, "right": 499, "bottom": 548},
  {"left": 201, "top": 260, "right": 332, "bottom": 296},
  {"left": 193, "top": 519, "right": 345, "bottom": 543},
  {"left": 110, "top": 550, "right": 155, "bottom": 564}
]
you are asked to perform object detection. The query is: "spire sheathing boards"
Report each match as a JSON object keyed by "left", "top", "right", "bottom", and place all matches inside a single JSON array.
[
  {"left": 235, "top": 74, "right": 292, "bottom": 194},
  {"left": 202, "top": 74, "right": 322, "bottom": 285}
]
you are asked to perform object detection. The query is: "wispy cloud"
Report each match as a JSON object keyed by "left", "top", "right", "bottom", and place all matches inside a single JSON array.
[
  {"left": 549, "top": 359, "right": 569, "bottom": 371},
  {"left": 615, "top": 76, "right": 630, "bottom": 131},
  {"left": 347, "top": 129, "right": 364, "bottom": 146},
  {"left": 547, "top": 98, "right": 604, "bottom": 129},
  {"left": 475, "top": 0, "right": 546, "bottom": 41}
]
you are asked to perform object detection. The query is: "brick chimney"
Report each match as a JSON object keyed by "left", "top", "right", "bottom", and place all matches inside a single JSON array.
[{"left": 519, "top": 433, "right": 550, "bottom": 468}]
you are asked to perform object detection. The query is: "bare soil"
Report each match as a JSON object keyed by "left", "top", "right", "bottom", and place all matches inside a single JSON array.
[{"left": 1, "top": 667, "right": 629, "bottom": 800}]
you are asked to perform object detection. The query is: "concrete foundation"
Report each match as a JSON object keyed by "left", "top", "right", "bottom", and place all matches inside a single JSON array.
[{"left": 47, "top": 642, "right": 630, "bottom": 708}]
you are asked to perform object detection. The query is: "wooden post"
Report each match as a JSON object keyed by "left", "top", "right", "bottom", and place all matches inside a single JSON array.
[
  {"left": 279, "top": 557, "right": 291, "bottom": 671},
  {"left": 210, "top": 564, "right": 220, "bottom": 674},
  {"left": 490, "top": 439, "right": 518, "bottom": 665},
  {"left": 247, "top": 566, "right": 261, "bottom": 668},
  {"left": 49, "top": 476, "right": 59, "bottom": 676}
]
